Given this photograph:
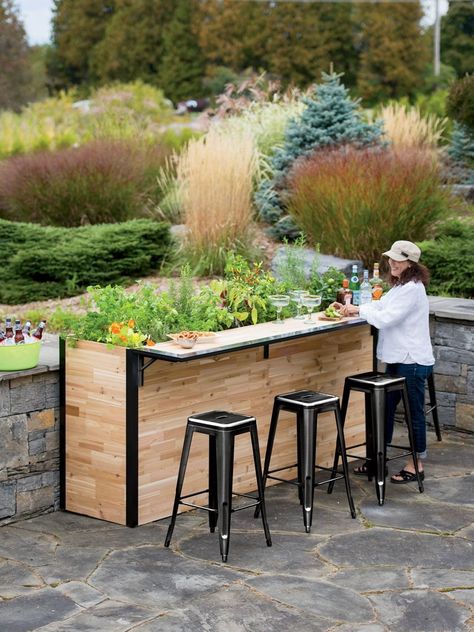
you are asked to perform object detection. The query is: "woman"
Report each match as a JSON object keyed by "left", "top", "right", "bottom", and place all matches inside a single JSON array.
[{"left": 334, "top": 240, "right": 435, "bottom": 483}]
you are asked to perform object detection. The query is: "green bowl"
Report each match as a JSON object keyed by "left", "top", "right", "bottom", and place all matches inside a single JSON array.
[{"left": 0, "top": 341, "right": 41, "bottom": 371}]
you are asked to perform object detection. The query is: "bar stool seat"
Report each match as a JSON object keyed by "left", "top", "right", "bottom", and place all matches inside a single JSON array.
[
  {"left": 328, "top": 372, "right": 424, "bottom": 505},
  {"left": 164, "top": 410, "right": 272, "bottom": 562},
  {"left": 257, "top": 390, "right": 356, "bottom": 533}
]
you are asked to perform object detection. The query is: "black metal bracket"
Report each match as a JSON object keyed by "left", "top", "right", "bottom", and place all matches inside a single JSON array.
[
  {"left": 138, "top": 356, "right": 159, "bottom": 387},
  {"left": 263, "top": 344, "right": 269, "bottom": 359}
]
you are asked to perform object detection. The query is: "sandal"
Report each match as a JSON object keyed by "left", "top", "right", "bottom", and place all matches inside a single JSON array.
[{"left": 391, "top": 469, "right": 425, "bottom": 484}]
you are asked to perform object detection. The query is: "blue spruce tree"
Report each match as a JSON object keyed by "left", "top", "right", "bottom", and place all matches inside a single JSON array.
[
  {"left": 255, "top": 72, "right": 384, "bottom": 239},
  {"left": 448, "top": 123, "right": 474, "bottom": 185}
]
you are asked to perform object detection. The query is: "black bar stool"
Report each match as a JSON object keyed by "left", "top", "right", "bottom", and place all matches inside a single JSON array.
[
  {"left": 164, "top": 410, "right": 272, "bottom": 562},
  {"left": 328, "top": 372, "right": 424, "bottom": 505},
  {"left": 256, "top": 390, "right": 356, "bottom": 533},
  {"left": 427, "top": 372, "right": 442, "bottom": 441}
]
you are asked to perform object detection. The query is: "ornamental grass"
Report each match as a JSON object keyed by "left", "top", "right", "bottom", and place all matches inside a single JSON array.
[
  {"left": 287, "top": 147, "right": 453, "bottom": 266},
  {"left": 177, "top": 127, "right": 257, "bottom": 275},
  {"left": 379, "top": 103, "right": 448, "bottom": 152},
  {"left": 0, "top": 140, "right": 170, "bottom": 227}
]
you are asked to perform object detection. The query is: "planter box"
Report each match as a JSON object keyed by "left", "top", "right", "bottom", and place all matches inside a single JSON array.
[{"left": 62, "top": 321, "right": 373, "bottom": 526}]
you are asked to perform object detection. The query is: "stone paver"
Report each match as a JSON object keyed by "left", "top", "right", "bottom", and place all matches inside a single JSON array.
[{"left": 0, "top": 429, "right": 472, "bottom": 632}]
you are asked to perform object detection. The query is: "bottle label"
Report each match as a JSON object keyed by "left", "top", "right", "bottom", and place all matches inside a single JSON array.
[{"left": 352, "top": 290, "right": 361, "bottom": 306}]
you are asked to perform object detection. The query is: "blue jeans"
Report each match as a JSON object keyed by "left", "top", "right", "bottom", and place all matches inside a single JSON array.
[{"left": 385, "top": 363, "right": 433, "bottom": 458}]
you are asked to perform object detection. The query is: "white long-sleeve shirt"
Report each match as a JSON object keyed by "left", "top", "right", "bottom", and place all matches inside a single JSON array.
[{"left": 359, "top": 281, "right": 435, "bottom": 366}]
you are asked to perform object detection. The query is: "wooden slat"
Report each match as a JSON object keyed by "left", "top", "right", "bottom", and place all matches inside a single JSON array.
[{"left": 65, "top": 340, "right": 127, "bottom": 525}]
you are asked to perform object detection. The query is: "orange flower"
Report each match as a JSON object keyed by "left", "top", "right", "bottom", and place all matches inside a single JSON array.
[
  {"left": 146, "top": 338, "right": 155, "bottom": 346},
  {"left": 119, "top": 334, "right": 127, "bottom": 342},
  {"left": 110, "top": 322, "right": 121, "bottom": 334},
  {"left": 128, "top": 319, "right": 135, "bottom": 329}
]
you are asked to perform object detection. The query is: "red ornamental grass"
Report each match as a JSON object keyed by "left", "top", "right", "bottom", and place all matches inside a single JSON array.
[
  {"left": 287, "top": 147, "right": 453, "bottom": 266},
  {"left": 0, "top": 140, "right": 169, "bottom": 227}
]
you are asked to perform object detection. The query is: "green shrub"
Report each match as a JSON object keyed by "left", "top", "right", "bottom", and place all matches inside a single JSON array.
[
  {"left": 419, "top": 218, "right": 474, "bottom": 298},
  {"left": 287, "top": 147, "right": 452, "bottom": 266},
  {"left": 0, "top": 219, "right": 171, "bottom": 303},
  {"left": 0, "top": 141, "right": 170, "bottom": 226}
]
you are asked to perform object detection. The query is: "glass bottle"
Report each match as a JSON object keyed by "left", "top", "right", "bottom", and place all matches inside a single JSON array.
[
  {"left": 349, "top": 265, "right": 361, "bottom": 306},
  {"left": 5, "top": 318, "right": 14, "bottom": 339},
  {"left": 336, "top": 278, "right": 353, "bottom": 305},
  {"left": 32, "top": 320, "right": 47, "bottom": 341},
  {"left": 360, "top": 269, "right": 372, "bottom": 305},
  {"left": 14, "top": 320, "right": 25, "bottom": 344},
  {"left": 370, "top": 263, "right": 383, "bottom": 301}
]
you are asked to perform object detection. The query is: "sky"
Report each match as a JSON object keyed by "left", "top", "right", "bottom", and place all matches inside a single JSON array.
[{"left": 15, "top": 0, "right": 449, "bottom": 47}]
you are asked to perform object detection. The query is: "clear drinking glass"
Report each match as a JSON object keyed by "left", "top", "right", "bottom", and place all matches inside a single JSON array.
[
  {"left": 268, "top": 294, "right": 290, "bottom": 324},
  {"left": 289, "top": 290, "right": 309, "bottom": 320},
  {"left": 302, "top": 294, "right": 322, "bottom": 324}
]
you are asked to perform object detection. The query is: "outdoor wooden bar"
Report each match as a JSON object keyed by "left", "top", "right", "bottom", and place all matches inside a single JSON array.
[{"left": 60, "top": 316, "right": 374, "bottom": 526}]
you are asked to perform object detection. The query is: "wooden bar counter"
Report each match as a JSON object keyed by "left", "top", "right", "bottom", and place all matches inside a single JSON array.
[{"left": 61, "top": 315, "right": 374, "bottom": 526}]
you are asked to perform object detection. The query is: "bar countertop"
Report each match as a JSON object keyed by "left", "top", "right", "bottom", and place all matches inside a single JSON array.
[{"left": 135, "top": 313, "right": 368, "bottom": 362}]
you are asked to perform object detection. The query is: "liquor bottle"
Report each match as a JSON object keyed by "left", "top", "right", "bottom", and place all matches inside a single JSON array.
[
  {"left": 32, "top": 320, "right": 47, "bottom": 341},
  {"left": 14, "top": 320, "right": 25, "bottom": 344},
  {"left": 5, "top": 318, "right": 14, "bottom": 339},
  {"left": 349, "top": 265, "right": 361, "bottom": 306},
  {"left": 360, "top": 269, "right": 372, "bottom": 305},
  {"left": 370, "top": 263, "right": 383, "bottom": 301},
  {"left": 336, "top": 279, "right": 353, "bottom": 305}
]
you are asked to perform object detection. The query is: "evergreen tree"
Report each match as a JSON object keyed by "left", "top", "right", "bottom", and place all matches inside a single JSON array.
[
  {"left": 356, "top": 1, "right": 428, "bottom": 103},
  {"left": 92, "top": 0, "right": 174, "bottom": 85},
  {"left": 255, "top": 73, "right": 383, "bottom": 238},
  {"left": 447, "top": 75, "right": 474, "bottom": 131},
  {"left": 448, "top": 123, "right": 474, "bottom": 184},
  {"left": 0, "top": 0, "right": 32, "bottom": 110},
  {"left": 49, "top": 0, "right": 115, "bottom": 88},
  {"left": 198, "top": 0, "right": 268, "bottom": 72},
  {"left": 264, "top": 2, "right": 357, "bottom": 88},
  {"left": 159, "top": 0, "right": 205, "bottom": 104},
  {"left": 441, "top": 0, "right": 474, "bottom": 77}
]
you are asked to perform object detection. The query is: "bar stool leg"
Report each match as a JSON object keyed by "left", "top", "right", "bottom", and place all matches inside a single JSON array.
[
  {"left": 250, "top": 424, "right": 272, "bottom": 547},
  {"left": 296, "top": 417, "right": 304, "bottom": 505},
  {"left": 328, "top": 382, "right": 351, "bottom": 493},
  {"left": 333, "top": 403, "right": 356, "bottom": 518},
  {"left": 216, "top": 432, "right": 234, "bottom": 562},
  {"left": 165, "top": 425, "right": 194, "bottom": 547},
  {"left": 208, "top": 434, "right": 218, "bottom": 533},
  {"left": 300, "top": 408, "right": 317, "bottom": 533},
  {"left": 427, "top": 373, "right": 442, "bottom": 441},
  {"left": 400, "top": 384, "right": 424, "bottom": 494},
  {"left": 371, "top": 388, "right": 386, "bottom": 506},
  {"left": 255, "top": 400, "right": 281, "bottom": 519},
  {"left": 365, "top": 392, "right": 375, "bottom": 480}
]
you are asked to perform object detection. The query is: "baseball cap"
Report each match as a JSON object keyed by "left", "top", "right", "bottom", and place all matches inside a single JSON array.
[{"left": 383, "top": 240, "right": 421, "bottom": 263}]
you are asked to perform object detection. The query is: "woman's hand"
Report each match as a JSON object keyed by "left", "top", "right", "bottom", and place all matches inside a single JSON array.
[
  {"left": 330, "top": 302, "right": 344, "bottom": 311},
  {"left": 340, "top": 304, "right": 359, "bottom": 317}
]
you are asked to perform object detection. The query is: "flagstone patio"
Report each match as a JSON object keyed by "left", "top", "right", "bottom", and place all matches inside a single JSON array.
[{"left": 0, "top": 426, "right": 472, "bottom": 631}]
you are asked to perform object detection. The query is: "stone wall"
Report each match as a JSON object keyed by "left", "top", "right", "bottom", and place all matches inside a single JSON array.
[
  {"left": 431, "top": 316, "right": 474, "bottom": 433},
  {"left": 0, "top": 370, "right": 60, "bottom": 525}
]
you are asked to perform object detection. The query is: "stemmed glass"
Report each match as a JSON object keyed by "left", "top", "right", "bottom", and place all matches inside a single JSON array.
[
  {"left": 302, "top": 294, "right": 322, "bottom": 324},
  {"left": 268, "top": 295, "right": 290, "bottom": 324},
  {"left": 289, "top": 290, "right": 309, "bottom": 320}
]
